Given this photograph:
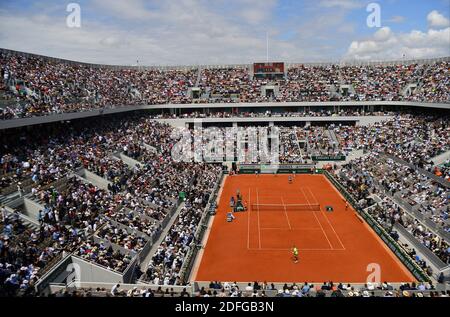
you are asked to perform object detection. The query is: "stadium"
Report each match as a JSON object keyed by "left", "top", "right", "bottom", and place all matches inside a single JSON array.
[{"left": 0, "top": 0, "right": 449, "bottom": 302}]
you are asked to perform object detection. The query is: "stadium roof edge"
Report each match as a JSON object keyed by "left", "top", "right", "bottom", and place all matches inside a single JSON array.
[
  {"left": 1, "top": 101, "right": 449, "bottom": 130},
  {"left": 1, "top": 48, "right": 449, "bottom": 70}
]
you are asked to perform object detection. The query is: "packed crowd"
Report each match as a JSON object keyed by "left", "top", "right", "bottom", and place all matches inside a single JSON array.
[
  {"left": 339, "top": 63, "right": 425, "bottom": 101},
  {"left": 337, "top": 153, "right": 449, "bottom": 267},
  {"left": 0, "top": 210, "right": 56, "bottom": 296},
  {"left": 29, "top": 176, "right": 137, "bottom": 273},
  {"left": 278, "top": 65, "right": 340, "bottom": 102},
  {"left": 370, "top": 198, "right": 449, "bottom": 268},
  {"left": 1, "top": 50, "right": 448, "bottom": 119},
  {"left": 0, "top": 114, "right": 223, "bottom": 294},
  {"left": 349, "top": 156, "right": 448, "bottom": 229},
  {"left": 334, "top": 114, "right": 450, "bottom": 180},
  {"left": 279, "top": 127, "right": 304, "bottom": 163},
  {"left": 306, "top": 125, "right": 342, "bottom": 157},
  {"left": 143, "top": 163, "right": 221, "bottom": 285},
  {"left": 0, "top": 51, "right": 196, "bottom": 119}
]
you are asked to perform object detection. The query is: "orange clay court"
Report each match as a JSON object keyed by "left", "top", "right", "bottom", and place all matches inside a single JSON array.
[{"left": 194, "top": 174, "right": 415, "bottom": 283}]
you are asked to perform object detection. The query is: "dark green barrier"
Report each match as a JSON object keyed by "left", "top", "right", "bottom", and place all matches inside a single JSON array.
[
  {"left": 323, "top": 171, "right": 430, "bottom": 282},
  {"left": 238, "top": 163, "right": 317, "bottom": 174},
  {"left": 240, "top": 169, "right": 256, "bottom": 174},
  {"left": 277, "top": 168, "right": 313, "bottom": 174}
]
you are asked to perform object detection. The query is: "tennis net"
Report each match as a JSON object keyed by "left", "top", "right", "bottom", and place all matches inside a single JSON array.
[{"left": 250, "top": 203, "right": 320, "bottom": 211}]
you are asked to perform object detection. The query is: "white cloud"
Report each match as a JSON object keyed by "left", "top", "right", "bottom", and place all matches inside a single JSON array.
[
  {"left": 235, "top": 0, "right": 278, "bottom": 25},
  {"left": 337, "top": 24, "right": 356, "bottom": 34},
  {"left": 0, "top": 1, "right": 306, "bottom": 65},
  {"left": 91, "top": 0, "right": 157, "bottom": 20},
  {"left": 345, "top": 25, "right": 450, "bottom": 60},
  {"left": 373, "top": 27, "right": 393, "bottom": 42},
  {"left": 345, "top": 10, "right": 450, "bottom": 61},
  {"left": 297, "top": 11, "right": 353, "bottom": 39},
  {"left": 318, "top": 0, "right": 366, "bottom": 10},
  {"left": 403, "top": 28, "right": 450, "bottom": 47},
  {"left": 99, "top": 36, "right": 129, "bottom": 48},
  {"left": 387, "top": 15, "right": 406, "bottom": 24},
  {"left": 0, "top": 2, "right": 448, "bottom": 65},
  {"left": 427, "top": 10, "right": 450, "bottom": 28}
]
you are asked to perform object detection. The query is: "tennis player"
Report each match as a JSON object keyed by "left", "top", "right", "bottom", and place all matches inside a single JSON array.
[
  {"left": 230, "top": 196, "right": 235, "bottom": 207},
  {"left": 288, "top": 175, "right": 293, "bottom": 184},
  {"left": 292, "top": 245, "right": 299, "bottom": 263}
]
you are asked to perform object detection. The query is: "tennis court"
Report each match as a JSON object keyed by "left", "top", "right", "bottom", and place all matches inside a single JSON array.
[
  {"left": 194, "top": 174, "right": 415, "bottom": 283},
  {"left": 247, "top": 187, "right": 345, "bottom": 251}
]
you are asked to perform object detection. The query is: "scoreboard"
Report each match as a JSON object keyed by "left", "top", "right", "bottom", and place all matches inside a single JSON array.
[{"left": 253, "top": 62, "right": 285, "bottom": 75}]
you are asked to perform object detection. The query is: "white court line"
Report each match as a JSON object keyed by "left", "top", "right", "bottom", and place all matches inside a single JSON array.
[
  {"left": 307, "top": 187, "right": 346, "bottom": 250},
  {"left": 305, "top": 187, "right": 319, "bottom": 205},
  {"left": 261, "top": 227, "right": 322, "bottom": 230},
  {"left": 248, "top": 247, "right": 341, "bottom": 251},
  {"left": 256, "top": 188, "right": 262, "bottom": 250},
  {"left": 280, "top": 196, "right": 292, "bottom": 230},
  {"left": 247, "top": 187, "right": 251, "bottom": 250},
  {"left": 300, "top": 187, "right": 333, "bottom": 250}
]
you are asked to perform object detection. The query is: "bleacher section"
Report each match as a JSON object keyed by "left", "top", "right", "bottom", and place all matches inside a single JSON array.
[{"left": 0, "top": 48, "right": 448, "bottom": 121}]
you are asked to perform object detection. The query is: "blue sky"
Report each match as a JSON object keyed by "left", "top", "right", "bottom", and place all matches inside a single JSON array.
[{"left": 0, "top": 0, "right": 449, "bottom": 65}]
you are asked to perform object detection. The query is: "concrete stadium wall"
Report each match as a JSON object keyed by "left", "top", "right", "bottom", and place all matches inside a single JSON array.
[
  {"left": 70, "top": 256, "right": 124, "bottom": 284},
  {"left": 5, "top": 197, "right": 43, "bottom": 224},
  {"left": 66, "top": 256, "right": 123, "bottom": 283},
  {"left": 114, "top": 152, "right": 143, "bottom": 168},
  {"left": 74, "top": 168, "right": 111, "bottom": 190}
]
